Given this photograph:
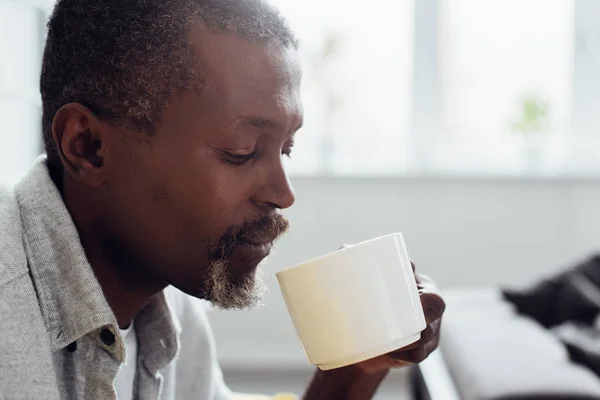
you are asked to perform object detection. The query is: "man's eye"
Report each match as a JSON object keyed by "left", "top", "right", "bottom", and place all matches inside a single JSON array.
[
  {"left": 282, "top": 148, "right": 293, "bottom": 159},
  {"left": 224, "top": 151, "right": 256, "bottom": 165}
]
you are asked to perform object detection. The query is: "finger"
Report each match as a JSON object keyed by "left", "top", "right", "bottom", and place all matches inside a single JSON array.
[
  {"left": 390, "top": 346, "right": 428, "bottom": 364},
  {"left": 358, "top": 354, "right": 413, "bottom": 374},
  {"left": 358, "top": 329, "right": 440, "bottom": 374},
  {"left": 420, "top": 291, "right": 446, "bottom": 324},
  {"left": 390, "top": 323, "right": 435, "bottom": 352},
  {"left": 387, "top": 319, "right": 440, "bottom": 356},
  {"left": 420, "top": 320, "right": 437, "bottom": 343},
  {"left": 390, "top": 339, "right": 438, "bottom": 365},
  {"left": 382, "top": 300, "right": 444, "bottom": 357}
]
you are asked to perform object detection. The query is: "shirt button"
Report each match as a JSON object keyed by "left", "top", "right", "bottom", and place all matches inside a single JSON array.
[{"left": 100, "top": 329, "right": 115, "bottom": 346}]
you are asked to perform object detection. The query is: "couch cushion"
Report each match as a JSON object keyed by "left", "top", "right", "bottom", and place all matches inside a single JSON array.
[
  {"left": 553, "top": 322, "right": 600, "bottom": 380},
  {"left": 440, "top": 288, "right": 600, "bottom": 400}
]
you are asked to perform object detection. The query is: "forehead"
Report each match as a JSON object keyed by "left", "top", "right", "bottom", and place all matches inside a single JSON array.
[{"left": 188, "top": 25, "right": 303, "bottom": 118}]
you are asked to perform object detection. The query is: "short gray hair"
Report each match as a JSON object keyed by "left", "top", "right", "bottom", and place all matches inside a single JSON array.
[{"left": 41, "top": 0, "right": 297, "bottom": 172}]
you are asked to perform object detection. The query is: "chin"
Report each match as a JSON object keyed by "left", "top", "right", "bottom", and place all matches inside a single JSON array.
[
  {"left": 175, "top": 257, "right": 267, "bottom": 309},
  {"left": 211, "top": 266, "right": 268, "bottom": 310},
  {"left": 228, "top": 256, "right": 264, "bottom": 282}
]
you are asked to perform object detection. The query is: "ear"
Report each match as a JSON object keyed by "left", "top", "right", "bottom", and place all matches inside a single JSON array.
[{"left": 52, "top": 103, "right": 110, "bottom": 187}]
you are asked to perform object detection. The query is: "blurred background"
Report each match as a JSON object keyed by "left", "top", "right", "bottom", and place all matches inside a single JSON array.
[{"left": 3, "top": 0, "right": 600, "bottom": 399}]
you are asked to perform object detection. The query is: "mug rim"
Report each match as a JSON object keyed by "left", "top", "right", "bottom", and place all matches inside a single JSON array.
[{"left": 276, "top": 232, "right": 404, "bottom": 277}]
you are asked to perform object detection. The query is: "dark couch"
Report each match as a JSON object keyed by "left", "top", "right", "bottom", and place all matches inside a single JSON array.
[{"left": 412, "top": 289, "right": 600, "bottom": 400}]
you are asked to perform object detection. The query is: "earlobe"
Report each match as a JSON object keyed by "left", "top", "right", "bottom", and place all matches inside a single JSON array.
[{"left": 52, "top": 103, "right": 107, "bottom": 187}]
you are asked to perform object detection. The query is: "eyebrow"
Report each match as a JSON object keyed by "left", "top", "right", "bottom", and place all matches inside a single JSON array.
[
  {"left": 233, "top": 116, "right": 282, "bottom": 131},
  {"left": 233, "top": 115, "right": 303, "bottom": 133}
]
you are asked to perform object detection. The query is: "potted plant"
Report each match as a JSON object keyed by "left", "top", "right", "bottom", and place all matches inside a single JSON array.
[{"left": 511, "top": 94, "right": 550, "bottom": 172}]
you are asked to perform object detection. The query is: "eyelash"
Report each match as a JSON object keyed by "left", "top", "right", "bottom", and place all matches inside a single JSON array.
[
  {"left": 225, "top": 151, "right": 257, "bottom": 165},
  {"left": 224, "top": 148, "right": 292, "bottom": 166}
]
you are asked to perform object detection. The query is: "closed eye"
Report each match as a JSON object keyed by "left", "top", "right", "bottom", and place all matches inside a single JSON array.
[{"left": 222, "top": 151, "right": 257, "bottom": 165}]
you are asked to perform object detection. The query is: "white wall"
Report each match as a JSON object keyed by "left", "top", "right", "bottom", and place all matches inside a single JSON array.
[{"left": 209, "top": 176, "right": 600, "bottom": 374}]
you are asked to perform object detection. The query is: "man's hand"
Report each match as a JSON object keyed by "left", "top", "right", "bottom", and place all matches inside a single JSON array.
[
  {"left": 302, "top": 262, "right": 445, "bottom": 400},
  {"left": 356, "top": 262, "right": 446, "bottom": 373}
]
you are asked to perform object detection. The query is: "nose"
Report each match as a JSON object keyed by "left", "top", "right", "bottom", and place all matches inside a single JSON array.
[{"left": 254, "top": 161, "right": 296, "bottom": 211}]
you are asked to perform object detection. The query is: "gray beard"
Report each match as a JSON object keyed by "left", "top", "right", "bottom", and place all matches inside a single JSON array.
[{"left": 204, "top": 259, "right": 268, "bottom": 310}]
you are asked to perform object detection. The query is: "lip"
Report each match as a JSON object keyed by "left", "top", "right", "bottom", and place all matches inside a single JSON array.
[
  {"left": 238, "top": 234, "right": 279, "bottom": 246},
  {"left": 236, "top": 240, "right": 272, "bottom": 260}
]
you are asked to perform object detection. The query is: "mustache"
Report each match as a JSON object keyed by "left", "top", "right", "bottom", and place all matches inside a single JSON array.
[{"left": 209, "top": 214, "right": 290, "bottom": 260}]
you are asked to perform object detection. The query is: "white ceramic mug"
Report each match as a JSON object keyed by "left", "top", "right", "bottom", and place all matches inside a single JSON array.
[{"left": 276, "top": 233, "right": 426, "bottom": 370}]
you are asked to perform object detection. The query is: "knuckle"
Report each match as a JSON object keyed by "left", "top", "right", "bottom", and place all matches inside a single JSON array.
[
  {"left": 409, "top": 347, "right": 428, "bottom": 364},
  {"left": 420, "top": 325, "right": 434, "bottom": 342}
]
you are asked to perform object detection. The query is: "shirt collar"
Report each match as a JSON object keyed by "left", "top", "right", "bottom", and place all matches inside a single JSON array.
[
  {"left": 15, "top": 156, "right": 180, "bottom": 370},
  {"left": 136, "top": 289, "right": 182, "bottom": 374},
  {"left": 15, "top": 156, "right": 116, "bottom": 351}
]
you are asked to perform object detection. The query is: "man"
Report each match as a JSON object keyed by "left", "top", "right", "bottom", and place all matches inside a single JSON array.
[{"left": 0, "top": 0, "right": 445, "bottom": 399}]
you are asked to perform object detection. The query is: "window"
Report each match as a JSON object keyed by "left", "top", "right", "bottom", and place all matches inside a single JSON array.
[
  {"left": 1, "top": 0, "right": 598, "bottom": 182},
  {"left": 272, "top": 0, "right": 414, "bottom": 175},
  {"left": 435, "top": 0, "right": 574, "bottom": 175},
  {"left": 0, "top": 0, "right": 47, "bottom": 185},
  {"left": 282, "top": 0, "right": 580, "bottom": 176}
]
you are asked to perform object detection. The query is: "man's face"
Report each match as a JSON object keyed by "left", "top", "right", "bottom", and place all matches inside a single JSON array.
[{"left": 98, "top": 27, "right": 302, "bottom": 308}]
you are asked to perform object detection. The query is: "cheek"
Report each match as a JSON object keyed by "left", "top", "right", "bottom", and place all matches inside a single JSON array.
[
  {"left": 138, "top": 132, "right": 260, "bottom": 242},
  {"left": 195, "top": 169, "right": 254, "bottom": 230},
  {"left": 147, "top": 154, "right": 254, "bottom": 244}
]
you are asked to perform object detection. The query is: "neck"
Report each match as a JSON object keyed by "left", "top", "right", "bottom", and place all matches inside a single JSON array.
[
  {"left": 61, "top": 177, "right": 167, "bottom": 329},
  {"left": 89, "top": 254, "right": 167, "bottom": 329}
]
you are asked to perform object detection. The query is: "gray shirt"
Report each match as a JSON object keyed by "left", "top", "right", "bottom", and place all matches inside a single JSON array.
[{"left": 0, "top": 157, "right": 232, "bottom": 400}]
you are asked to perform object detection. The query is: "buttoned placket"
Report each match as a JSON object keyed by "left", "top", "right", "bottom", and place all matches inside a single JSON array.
[
  {"left": 96, "top": 324, "right": 168, "bottom": 400},
  {"left": 75, "top": 325, "right": 127, "bottom": 400}
]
